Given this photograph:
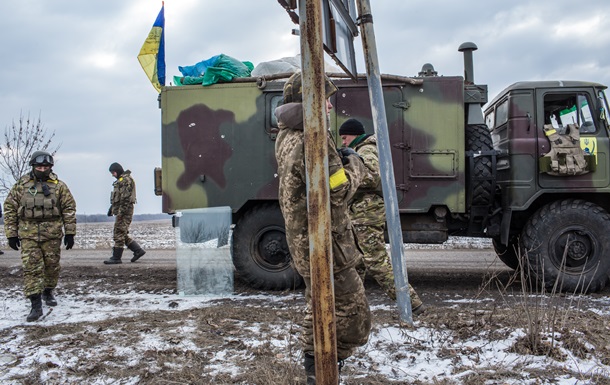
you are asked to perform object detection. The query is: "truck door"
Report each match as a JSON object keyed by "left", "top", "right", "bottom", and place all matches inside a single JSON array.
[
  {"left": 537, "top": 89, "right": 609, "bottom": 189},
  {"left": 333, "top": 83, "right": 405, "bottom": 201}
]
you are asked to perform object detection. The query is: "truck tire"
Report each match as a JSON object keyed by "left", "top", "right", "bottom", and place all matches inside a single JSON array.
[
  {"left": 520, "top": 199, "right": 610, "bottom": 293},
  {"left": 492, "top": 237, "right": 519, "bottom": 270},
  {"left": 466, "top": 124, "right": 494, "bottom": 206},
  {"left": 232, "top": 203, "right": 303, "bottom": 290}
]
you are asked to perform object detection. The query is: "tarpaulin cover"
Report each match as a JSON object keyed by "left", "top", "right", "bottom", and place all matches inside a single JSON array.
[{"left": 175, "top": 54, "right": 253, "bottom": 86}]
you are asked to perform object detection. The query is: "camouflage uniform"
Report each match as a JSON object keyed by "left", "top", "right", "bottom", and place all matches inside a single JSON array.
[
  {"left": 275, "top": 102, "right": 371, "bottom": 360},
  {"left": 3, "top": 171, "right": 76, "bottom": 297},
  {"left": 348, "top": 134, "right": 423, "bottom": 310},
  {"left": 110, "top": 170, "right": 137, "bottom": 248}
]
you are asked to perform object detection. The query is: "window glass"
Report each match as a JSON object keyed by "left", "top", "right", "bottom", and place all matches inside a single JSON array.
[
  {"left": 599, "top": 90, "right": 609, "bottom": 124},
  {"left": 270, "top": 95, "right": 283, "bottom": 128},
  {"left": 485, "top": 111, "right": 495, "bottom": 130},
  {"left": 495, "top": 100, "right": 508, "bottom": 127},
  {"left": 543, "top": 93, "right": 596, "bottom": 134}
]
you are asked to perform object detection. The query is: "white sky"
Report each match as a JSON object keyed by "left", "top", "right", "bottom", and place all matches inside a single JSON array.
[{"left": 1, "top": 0, "right": 609, "bottom": 214}]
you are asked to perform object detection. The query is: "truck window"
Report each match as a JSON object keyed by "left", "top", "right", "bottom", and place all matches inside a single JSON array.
[
  {"left": 600, "top": 90, "right": 609, "bottom": 124},
  {"left": 495, "top": 99, "right": 508, "bottom": 127},
  {"left": 485, "top": 110, "right": 495, "bottom": 130},
  {"left": 544, "top": 93, "right": 596, "bottom": 134},
  {"left": 269, "top": 95, "right": 283, "bottom": 128}
]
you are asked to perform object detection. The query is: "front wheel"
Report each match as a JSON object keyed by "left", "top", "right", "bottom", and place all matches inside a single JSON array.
[
  {"left": 520, "top": 199, "right": 610, "bottom": 293},
  {"left": 232, "top": 203, "right": 303, "bottom": 290}
]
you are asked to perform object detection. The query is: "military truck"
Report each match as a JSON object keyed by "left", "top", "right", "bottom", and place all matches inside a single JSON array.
[{"left": 155, "top": 42, "right": 610, "bottom": 293}]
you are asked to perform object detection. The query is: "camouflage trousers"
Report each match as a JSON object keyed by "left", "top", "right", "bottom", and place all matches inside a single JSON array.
[
  {"left": 113, "top": 212, "right": 134, "bottom": 248},
  {"left": 301, "top": 267, "right": 371, "bottom": 360},
  {"left": 353, "top": 223, "right": 422, "bottom": 309},
  {"left": 20, "top": 238, "right": 62, "bottom": 297}
]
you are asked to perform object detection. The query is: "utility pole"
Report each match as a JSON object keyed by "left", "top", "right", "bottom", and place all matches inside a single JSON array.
[
  {"left": 299, "top": 0, "right": 340, "bottom": 384},
  {"left": 356, "top": 0, "right": 413, "bottom": 325}
]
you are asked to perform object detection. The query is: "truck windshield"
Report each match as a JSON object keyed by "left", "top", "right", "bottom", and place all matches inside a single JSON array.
[{"left": 600, "top": 90, "right": 610, "bottom": 125}]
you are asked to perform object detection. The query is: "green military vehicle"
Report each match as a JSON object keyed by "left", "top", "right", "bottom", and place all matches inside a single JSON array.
[{"left": 155, "top": 42, "right": 610, "bottom": 293}]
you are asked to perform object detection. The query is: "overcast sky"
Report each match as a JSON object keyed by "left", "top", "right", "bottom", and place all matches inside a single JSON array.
[{"left": 1, "top": 1, "right": 608, "bottom": 215}]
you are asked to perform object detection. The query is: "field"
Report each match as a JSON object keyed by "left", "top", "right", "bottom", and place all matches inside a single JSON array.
[{"left": 1, "top": 220, "right": 610, "bottom": 384}]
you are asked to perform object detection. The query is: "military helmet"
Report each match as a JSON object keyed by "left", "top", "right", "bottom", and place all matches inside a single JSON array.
[
  {"left": 283, "top": 71, "right": 338, "bottom": 104},
  {"left": 30, "top": 150, "right": 54, "bottom": 166}
]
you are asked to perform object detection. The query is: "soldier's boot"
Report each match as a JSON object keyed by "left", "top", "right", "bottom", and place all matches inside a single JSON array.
[
  {"left": 42, "top": 288, "right": 57, "bottom": 306},
  {"left": 304, "top": 353, "right": 316, "bottom": 385},
  {"left": 127, "top": 241, "right": 146, "bottom": 263},
  {"left": 26, "top": 294, "right": 43, "bottom": 322},
  {"left": 104, "top": 247, "right": 124, "bottom": 264},
  {"left": 409, "top": 284, "right": 426, "bottom": 315}
]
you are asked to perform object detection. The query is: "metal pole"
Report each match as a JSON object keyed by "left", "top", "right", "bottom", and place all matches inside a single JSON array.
[
  {"left": 299, "top": 0, "right": 339, "bottom": 383},
  {"left": 356, "top": 0, "right": 413, "bottom": 325}
]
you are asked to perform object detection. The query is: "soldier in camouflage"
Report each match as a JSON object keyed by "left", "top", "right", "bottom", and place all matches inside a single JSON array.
[
  {"left": 275, "top": 72, "right": 371, "bottom": 385},
  {"left": 104, "top": 163, "right": 146, "bottom": 264},
  {"left": 3, "top": 150, "right": 76, "bottom": 322},
  {"left": 339, "top": 118, "right": 424, "bottom": 314}
]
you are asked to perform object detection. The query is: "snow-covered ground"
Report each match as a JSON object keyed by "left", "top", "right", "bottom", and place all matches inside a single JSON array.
[{"left": 1, "top": 220, "right": 609, "bottom": 384}]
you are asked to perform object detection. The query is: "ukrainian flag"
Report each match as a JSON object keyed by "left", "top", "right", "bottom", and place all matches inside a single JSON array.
[{"left": 138, "top": 3, "right": 165, "bottom": 93}]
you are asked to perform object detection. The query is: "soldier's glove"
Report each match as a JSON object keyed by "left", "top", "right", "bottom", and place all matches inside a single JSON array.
[
  {"left": 64, "top": 234, "right": 75, "bottom": 250},
  {"left": 107, "top": 206, "right": 113, "bottom": 217},
  {"left": 337, "top": 147, "right": 362, "bottom": 165},
  {"left": 8, "top": 237, "right": 20, "bottom": 251}
]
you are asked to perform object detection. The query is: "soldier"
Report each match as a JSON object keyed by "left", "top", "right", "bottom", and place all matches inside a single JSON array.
[
  {"left": 339, "top": 118, "right": 425, "bottom": 314},
  {"left": 275, "top": 72, "right": 371, "bottom": 385},
  {"left": 104, "top": 162, "right": 146, "bottom": 264},
  {"left": 3, "top": 150, "right": 76, "bottom": 322}
]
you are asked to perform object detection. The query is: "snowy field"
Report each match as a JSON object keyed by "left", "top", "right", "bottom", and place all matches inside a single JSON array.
[{"left": 1, "top": 221, "right": 609, "bottom": 384}]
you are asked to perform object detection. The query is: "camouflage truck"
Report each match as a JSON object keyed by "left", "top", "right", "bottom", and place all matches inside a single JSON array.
[{"left": 155, "top": 42, "right": 610, "bottom": 293}]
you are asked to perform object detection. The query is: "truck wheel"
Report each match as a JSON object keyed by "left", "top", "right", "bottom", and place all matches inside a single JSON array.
[
  {"left": 232, "top": 203, "right": 303, "bottom": 290},
  {"left": 492, "top": 237, "right": 519, "bottom": 270},
  {"left": 466, "top": 124, "right": 494, "bottom": 206},
  {"left": 520, "top": 199, "right": 610, "bottom": 293}
]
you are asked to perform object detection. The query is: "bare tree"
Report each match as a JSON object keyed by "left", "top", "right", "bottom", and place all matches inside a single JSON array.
[{"left": 0, "top": 111, "right": 61, "bottom": 196}]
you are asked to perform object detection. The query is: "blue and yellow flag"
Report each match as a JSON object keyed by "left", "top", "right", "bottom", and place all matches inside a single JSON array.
[{"left": 138, "top": 3, "right": 165, "bottom": 93}]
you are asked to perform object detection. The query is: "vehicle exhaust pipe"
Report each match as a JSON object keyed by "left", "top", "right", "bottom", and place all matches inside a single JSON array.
[{"left": 458, "top": 42, "right": 478, "bottom": 84}]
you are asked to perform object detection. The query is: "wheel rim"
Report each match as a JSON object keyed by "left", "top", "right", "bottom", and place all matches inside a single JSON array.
[
  {"left": 251, "top": 225, "right": 291, "bottom": 272},
  {"left": 549, "top": 226, "right": 598, "bottom": 274}
]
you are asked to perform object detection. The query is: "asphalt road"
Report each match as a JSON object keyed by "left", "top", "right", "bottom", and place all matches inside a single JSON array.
[
  {"left": 0, "top": 249, "right": 507, "bottom": 272},
  {"left": 0, "top": 247, "right": 503, "bottom": 272}
]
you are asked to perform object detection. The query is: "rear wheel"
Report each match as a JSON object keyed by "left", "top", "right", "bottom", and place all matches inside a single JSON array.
[
  {"left": 520, "top": 199, "right": 610, "bottom": 293},
  {"left": 232, "top": 203, "right": 303, "bottom": 290}
]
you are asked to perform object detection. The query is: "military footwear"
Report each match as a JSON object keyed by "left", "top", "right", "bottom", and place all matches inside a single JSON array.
[
  {"left": 304, "top": 353, "right": 316, "bottom": 385},
  {"left": 127, "top": 240, "right": 146, "bottom": 262},
  {"left": 104, "top": 247, "right": 124, "bottom": 264},
  {"left": 42, "top": 288, "right": 57, "bottom": 306},
  {"left": 412, "top": 303, "right": 426, "bottom": 316},
  {"left": 27, "top": 294, "right": 43, "bottom": 322}
]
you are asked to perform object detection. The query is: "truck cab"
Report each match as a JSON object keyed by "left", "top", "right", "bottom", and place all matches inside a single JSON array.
[{"left": 484, "top": 81, "right": 610, "bottom": 292}]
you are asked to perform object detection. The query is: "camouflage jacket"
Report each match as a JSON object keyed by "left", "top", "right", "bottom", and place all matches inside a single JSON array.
[
  {"left": 110, "top": 170, "right": 137, "bottom": 216},
  {"left": 274, "top": 102, "right": 367, "bottom": 277},
  {"left": 349, "top": 134, "right": 386, "bottom": 226},
  {"left": 3, "top": 171, "right": 77, "bottom": 241}
]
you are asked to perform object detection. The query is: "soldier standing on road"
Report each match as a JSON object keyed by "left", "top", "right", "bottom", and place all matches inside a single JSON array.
[
  {"left": 3, "top": 151, "right": 76, "bottom": 322},
  {"left": 275, "top": 72, "right": 372, "bottom": 385},
  {"left": 339, "top": 118, "right": 425, "bottom": 314},
  {"left": 104, "top": 163, "right": 146, "bottom": 264}
]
